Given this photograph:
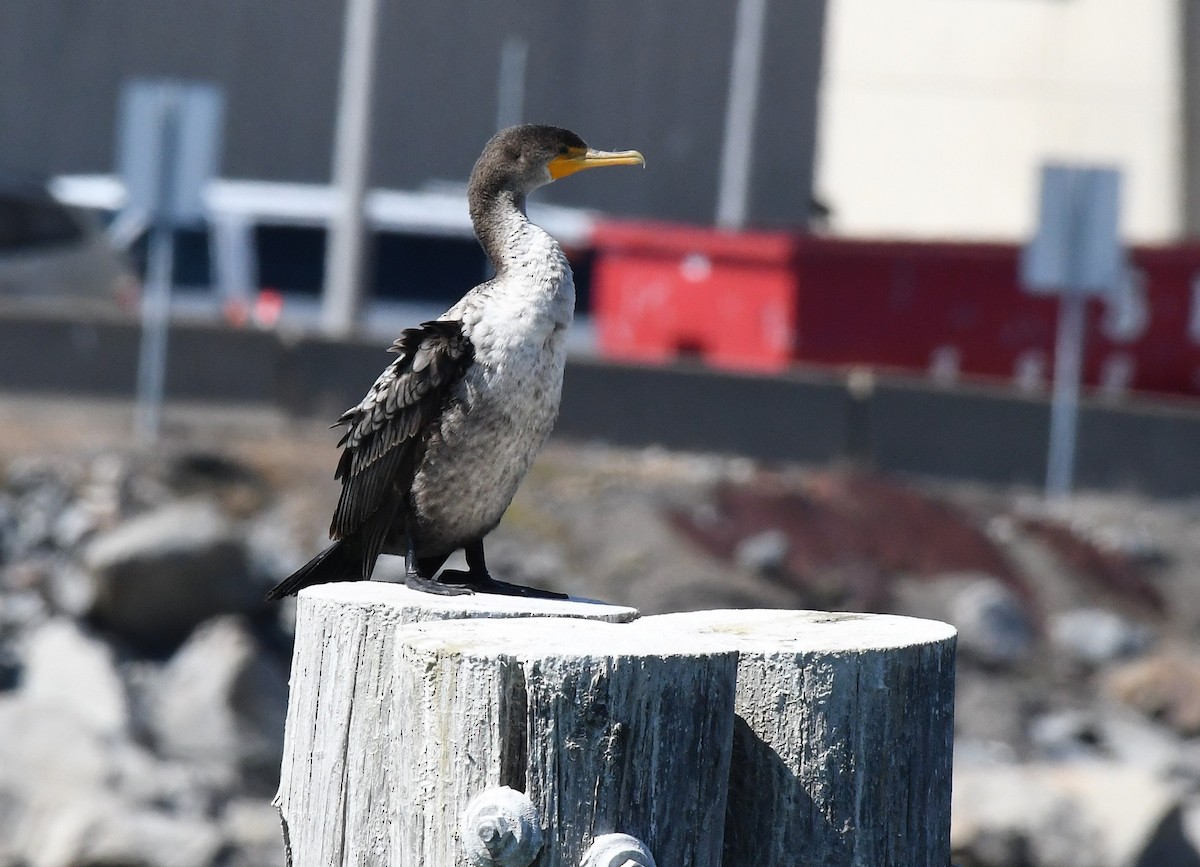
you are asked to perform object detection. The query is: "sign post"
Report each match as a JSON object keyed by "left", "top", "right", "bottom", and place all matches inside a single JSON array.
[
  {"left": 322, "top": 0, "right": 382, "bottom": 337},
  {"left": 715, "top": 0, "right": 768, "bottom": 230},
  {"left": 117, "top": 79, "right": 223, "bottom": 442},
  {"left": 1020, "top": 164, "right": 1123, "bottom": 497}
]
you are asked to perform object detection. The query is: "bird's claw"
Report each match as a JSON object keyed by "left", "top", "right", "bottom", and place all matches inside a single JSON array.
[
  {"left": 405, "top": 572, "right": 474, "bottom": 596},
  {"left": 439, "top": 569, "right": 568, "bottom": 600}
]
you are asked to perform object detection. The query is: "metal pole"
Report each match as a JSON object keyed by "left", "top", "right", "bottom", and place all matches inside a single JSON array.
[
  {"left": 495, "top": 36, "right": 528, "bottom": 131},
  {"left": 323, "top": 0, "right": 382, "bottom": 337},
  {"left": 135, "top": 86, "right": 178, "bottom": 443},
  {"left": 135, "top": 223, "right": 176, "bottom": 441},
  {"left": 715, "top": 0, "right": 768, "bottom": 230},
  {"left": 1045, "top": 288, "right": 1086, "bottom": 497}
]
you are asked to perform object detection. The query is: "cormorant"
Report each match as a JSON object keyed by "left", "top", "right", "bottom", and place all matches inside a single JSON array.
[{"left": 266, "top": 125, "right": 644, "bottom": 600}]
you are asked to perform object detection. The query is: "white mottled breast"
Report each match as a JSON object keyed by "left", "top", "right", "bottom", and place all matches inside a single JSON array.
[{"left": 409, "top": 221, "right": 574, "bottom": 554}]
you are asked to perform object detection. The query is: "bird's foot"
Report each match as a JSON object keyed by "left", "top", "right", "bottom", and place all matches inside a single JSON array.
[
  {"left": 439, "top": 569, "right": 568, "bottom": 600},
  {"left": 405, "top": 572, "right": 474, "bottom": 596}
]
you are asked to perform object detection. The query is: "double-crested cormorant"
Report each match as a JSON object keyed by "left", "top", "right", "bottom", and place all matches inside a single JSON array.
[{"left": 266, "top": 125, "right": 644, "bottom": 600}]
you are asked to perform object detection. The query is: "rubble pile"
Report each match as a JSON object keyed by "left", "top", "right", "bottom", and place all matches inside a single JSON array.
[
  {"left": 663, "top": 467, "right": 1200, "bottom": 867},
  {"left": 5, "top": 431, "right": 1200, "bottom": 866},
  {"left": 0, "top": 451, "right": 290, "bottom": 867}
]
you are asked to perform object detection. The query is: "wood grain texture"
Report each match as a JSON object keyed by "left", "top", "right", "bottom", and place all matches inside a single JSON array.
[
  {"left": 640, "top": 610, "right": 958, "bottom": 867},
  {"left": 394, "top": 618, "right": 739, "bottom": 867},
  {"left": 274, "top": 582, "right": 638, "bottom": 867},
  {"left": 279, "top": 590, "right": 956, "bottom": 867}
]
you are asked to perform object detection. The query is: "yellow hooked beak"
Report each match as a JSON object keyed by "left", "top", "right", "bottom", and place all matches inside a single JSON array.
[{"left": 547, "top": 146, "right": 646, "bottom": 180}]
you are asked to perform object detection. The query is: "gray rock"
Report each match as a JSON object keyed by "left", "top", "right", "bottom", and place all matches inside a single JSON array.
[
  {"left": 6, "top": 462, "right": 76, "bottom": 559},
  {"left": 84, "top": 499, "right": 261, "bottom": 648},
  {"left": 80, "top": 453, "right": 128, "bottom": 521},
  {"left": 734, "top": 529, "right": 789, "bottom": 575},
  {"left": 1029, "top": 798, "right": 1110, "bottom": 867},
  {"left": 0, "top": 588, "right": 48, "bottom": 638},
  {"left": 220, "top": 799, "right": 286, "bottom": 867},
  {"left": 953, "top": 738, "right": 1019, "bottom": 767},
  {"left": 1028, "top": 706, "right": 1183, "bottom": 768},
  {"left": 245, "top": 507, "right": 308, "bottom": 587},
  {"left": 1, "top": 550, "right": 50, "bottom": 592},
  {"left": 1027, "top": 704, "right": 1200, "bottom": 789},
  {"left": 1104, "top": 650, "right": 1200, "bottom": 737},
  {"left": 27, "top": 802, "right": 224, "bottom": 867},
  {"left": 1180, "top": 799, "right": 1200, "bottom": 861},
  {"left": 1097, "top": 709, "right": 1188, "bottom": 774},
  {"left": 954, "top": 672, "right": 1032, "bottom": 749},
  {"left": 0, "top": 696, "right": 170, "bottom": 865},
  {"left": 0, "top": 687, "right": 239, "bottom": 867},
  {"left": 20, "top": 618, "right": 128, "bottom": 736},
  {"left": 106, "top": 734, "right": 231, "bottom": 817},
  {"left": 0, "top": 493, "right": 17, "bottom": 564},
  {"left": 954, "top": 826, "right": 1030, "bottom": 867},
  {"left": 949, "top": 578, "right": 1035, "bottom": 667},
  {"left": 50, "top": 501, "right": 100, "bottom": 550},
  {"left": 952, "top": 761, "right": 1200, "bottom": 867},
  {"left": 42, "top": 560, "right": 97, "bottom": 618},
  {"left": 1052, "top": 608, "right": 1152, "bottom": 666},
  {"left": 151, "top": 616, "right": 288, "bottom": 794}
]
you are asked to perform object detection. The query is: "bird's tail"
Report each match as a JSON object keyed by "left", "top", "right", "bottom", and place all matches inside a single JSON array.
[{"left": 265, "top": 536, "right": 364, "bottom": 601}]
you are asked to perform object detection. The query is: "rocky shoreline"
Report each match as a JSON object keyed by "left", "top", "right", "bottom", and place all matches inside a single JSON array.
[{"left": 3, "top": 398, "right": 1200, "bottom": 866}]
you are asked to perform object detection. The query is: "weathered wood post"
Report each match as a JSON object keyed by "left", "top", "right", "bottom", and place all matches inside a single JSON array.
[
  {"left": 393, "top": 617, "right": 739, "bottom": 866},
  {"left": 643, "top": 610, "right": 958, "bottom": 866},
  {"left": 274, "top": 583, "right": 637, "bottom": 865},
  {"left": 277, "top": 587, "right": 956, "bottom": 867}
]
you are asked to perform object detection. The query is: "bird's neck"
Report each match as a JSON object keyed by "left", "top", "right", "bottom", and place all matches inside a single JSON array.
[{"left": 470, "top": 186, "right": 539, "bottom": 275}]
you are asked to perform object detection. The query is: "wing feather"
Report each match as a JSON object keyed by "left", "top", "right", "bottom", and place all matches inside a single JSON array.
[{"left": 328, "top": 319, "right": 474, "bottom": 541}]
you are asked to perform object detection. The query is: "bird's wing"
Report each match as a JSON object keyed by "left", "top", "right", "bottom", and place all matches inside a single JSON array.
[{"left": 328, "top": 319, "right": 474, "bottom": 559}]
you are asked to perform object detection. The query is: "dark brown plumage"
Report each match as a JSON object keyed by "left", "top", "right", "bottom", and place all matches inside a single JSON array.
[
  {"left": 266, "top": 125, "right": 642, "bottom": 601},
  {"left": 265, "top": 320, "right": 473, "bottom": 600}
]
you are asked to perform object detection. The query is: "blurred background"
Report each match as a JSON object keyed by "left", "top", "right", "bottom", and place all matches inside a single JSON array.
[{"left": 2, "top": 0, "right": 1200, "bottom": 865}]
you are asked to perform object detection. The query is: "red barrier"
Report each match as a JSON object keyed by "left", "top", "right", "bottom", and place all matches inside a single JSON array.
[{"left": 591, "top": 221, "right": 1200, "bottom": 397}]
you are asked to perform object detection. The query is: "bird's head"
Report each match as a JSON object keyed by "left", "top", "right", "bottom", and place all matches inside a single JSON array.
[{"left": 470, "top": 125, "right": 645, "bottom": 199}]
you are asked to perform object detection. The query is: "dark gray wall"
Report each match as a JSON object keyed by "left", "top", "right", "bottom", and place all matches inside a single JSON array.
[
  {"left": 5, "top": 313, "right": 1200, "bottom": 498},
  {"left": 0, "top": 0, "right": 826, "bottom": 227}
]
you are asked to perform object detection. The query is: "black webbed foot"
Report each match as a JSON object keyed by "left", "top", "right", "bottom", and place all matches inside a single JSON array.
[
  {"left": 440, "top": 569, "right": 569, "bottom": 600},
  {"left": 405, "top": 539, "right": 472, "bottom": 595},
  {"left": 404, "top": 571, "right": 474, "bottom": 596}
]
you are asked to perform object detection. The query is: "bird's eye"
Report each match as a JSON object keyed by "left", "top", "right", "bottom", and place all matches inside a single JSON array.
[{"left": 558, "top": 146, "right": 569, "bottom": 156}]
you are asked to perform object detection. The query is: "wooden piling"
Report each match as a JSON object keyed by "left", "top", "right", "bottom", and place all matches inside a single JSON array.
[
  {"left": 393, "top": 617, "right": 738, "bottom": 867},
  {"left": 277, "top": 588, "right": 956, "bottom": 867},
  {"left": 274, "top": 583, "right": 637, "bottom": 866},
  {"left": 643, "top": 609, "right": 958, "bottom": 866}
]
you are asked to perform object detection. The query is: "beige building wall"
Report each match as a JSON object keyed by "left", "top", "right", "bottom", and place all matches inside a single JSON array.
[{"left": 814, "top": 0, "right": 1182, "bottom": 243}]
